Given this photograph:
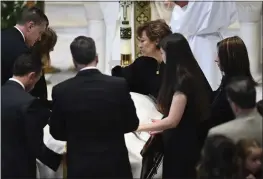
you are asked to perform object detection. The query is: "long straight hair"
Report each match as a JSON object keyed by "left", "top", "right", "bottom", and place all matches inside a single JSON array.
[
  {"left": 157, "top": 33, "right": 212, "bottom": 119},
  {"left": 217, "top": 36, "right": 257, "bottom": 86}
]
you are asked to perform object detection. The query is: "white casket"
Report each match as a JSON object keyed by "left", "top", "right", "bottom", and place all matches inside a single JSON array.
[{"left": 37, "top": 92, "right": 163, "bottom": 178}]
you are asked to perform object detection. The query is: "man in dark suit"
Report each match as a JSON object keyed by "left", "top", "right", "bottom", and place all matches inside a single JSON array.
[
  {"left": 49, "top": 36, "right": 139, "bottom": 178},
  {"left": 208, "top": 77, "right": 262, "bottom": 146},
  {"left": 1, "top": 6, "right": 48, "bottom": 101},
  {"left": 1, "top": 53, "right": 62, "bottom": 178}
]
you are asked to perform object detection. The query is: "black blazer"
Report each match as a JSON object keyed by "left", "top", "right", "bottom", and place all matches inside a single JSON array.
[
  {"left": 1, "top": 27, "right": 48, "bottom": 100},
  {"left": 1, "top": 80, "right": 62, "bottom": 179},
  {"left": 50, "top": 69, "right": 139, "bottom": 178}
]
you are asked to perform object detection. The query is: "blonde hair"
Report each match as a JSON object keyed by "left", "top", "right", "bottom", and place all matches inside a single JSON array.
[
  {"left": 236, "top": 138, "right": 261, "bottom": 177},
  {"left": 39, "top": 27, "right": 57, "bottom": 58},
  {"left": 237, "top": 138, "right": 261, "bottom": 158}
]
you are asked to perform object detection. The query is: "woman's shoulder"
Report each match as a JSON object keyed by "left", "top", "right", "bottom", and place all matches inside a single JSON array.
[{"left": 173, "top": 73, "right": 195, "bottom": 95}]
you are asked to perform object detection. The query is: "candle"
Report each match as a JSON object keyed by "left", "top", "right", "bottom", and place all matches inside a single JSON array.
[{"left": 120, "top": 39, "right": 132, "bottom": 54}]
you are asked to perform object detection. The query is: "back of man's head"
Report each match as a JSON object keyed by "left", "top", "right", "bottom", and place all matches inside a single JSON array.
[
  {"left": 70, "top": 36, "right": 97, "bottom": 66},
  {"left": 17, "top": 6, "right": 49, "bottom": 26},
  {"left": 225, "top": 76, "right": 256, "bottom": 109},
  {"left": 13, "top": 53, "right": 43, "bottom": 91},
  {"left": 13, "top": 53, "right": 42, "bottom": 77}
]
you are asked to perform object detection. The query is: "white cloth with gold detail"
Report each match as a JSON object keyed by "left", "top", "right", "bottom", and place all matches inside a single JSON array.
[
  {"left": 170, "top": 1, "right": 238, "bottom": 90},
  {"left": 36, "top": 92, "right": 163, "bottom": 178}
]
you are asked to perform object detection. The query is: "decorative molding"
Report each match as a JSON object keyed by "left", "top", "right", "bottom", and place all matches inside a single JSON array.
[
  {"left": 120, "top": 27, "right": 132, "bottom": 39},
  {"left": 134, "top": 1, "right": 151, "bottom": 59}
]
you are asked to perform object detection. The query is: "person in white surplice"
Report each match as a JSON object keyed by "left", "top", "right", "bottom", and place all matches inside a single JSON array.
[{"left": 169, "top": 1, "right": 238, "bottom": 90}]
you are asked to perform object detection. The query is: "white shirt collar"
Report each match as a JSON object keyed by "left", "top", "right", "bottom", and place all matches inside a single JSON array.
[
  {"left": 14, "top": 26, "right": 25, "bottom": 42},
  {"left": 9, "top": 78, "right": 25, "bottom": 90},
  {"left": 80, "top": 66, "right": 97, "bottom": 71}
]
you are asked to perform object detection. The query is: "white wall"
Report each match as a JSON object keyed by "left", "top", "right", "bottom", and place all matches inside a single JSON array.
[{"left": 45, "top": 2, "right": 89, "bottom": 70}]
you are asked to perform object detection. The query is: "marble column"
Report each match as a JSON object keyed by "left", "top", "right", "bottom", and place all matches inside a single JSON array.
[
  {"left": 84, "top": 3, "right": 106, "bottom": 72},
  {"left": 237, "top": 2, "right": 262, "bottom": 83}
]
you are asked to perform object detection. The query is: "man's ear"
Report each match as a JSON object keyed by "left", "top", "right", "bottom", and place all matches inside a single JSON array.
[
  {"left": 95, "top": 55, "right": 99, "bottom": 64},
  {"left": 155, "top": 39, "right": 160, "bottom": 48},
  {"left": 230, "top": 100, "right": 239, "bottom": 113},
  {"left": 27, "top": 72, "right": 36, "bottom": 80},
  {"left": 25, "top": 21, "right": 35, "bottom": 31}
]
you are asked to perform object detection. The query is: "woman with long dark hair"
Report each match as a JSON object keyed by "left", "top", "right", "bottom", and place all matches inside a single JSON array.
[
  {"left": 210, "top": 36, "right": 258, "bottom": 128},
  {"left": 136, "top": 33, "right": 212, "bottom": 178},
  {"left": 199, "top": 36, "right": 259, "bottom": 154}
]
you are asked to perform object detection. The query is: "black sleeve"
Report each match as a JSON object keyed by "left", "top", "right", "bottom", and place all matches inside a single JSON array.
[
  {"left": 175, "top": 77, "right": 193, "bottom": 98},
  {"left": 24, "top": 99, "right": 62, "bottom": 171},
  {"left": 119, "top": 80, "right": 139, "bottom": 133},
  {"left": 209, "top": 90, "right": 235, "bottom": 127},
  {"left": 30, "top": 73, "right": 48, "bottom": 100},
  {"left": 111, "top": 59, "right": 138, "bottom": 85},
  {"left": 111, "top": 57, "right": 152, "bottom": 94},
  {"left": 49, "top": 85, "right": 67, "bottom": 141}
]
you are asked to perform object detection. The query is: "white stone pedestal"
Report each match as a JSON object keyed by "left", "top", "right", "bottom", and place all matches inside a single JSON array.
[
  {"left": 84, "top": 3, "right": 105, "bottom": 72},
  {"left": 237, "top": 2, "right": 262, "bottom": 83}
]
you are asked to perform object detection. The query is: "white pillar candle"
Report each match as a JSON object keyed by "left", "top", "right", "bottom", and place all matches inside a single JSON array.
[{"left": 120, "top": 39, "right": 132, "bottom": 54}]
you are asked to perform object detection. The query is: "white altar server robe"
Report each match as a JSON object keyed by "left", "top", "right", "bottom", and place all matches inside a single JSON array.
[{"left": 170, "top": 1, "right": 238, "bottom": 90}]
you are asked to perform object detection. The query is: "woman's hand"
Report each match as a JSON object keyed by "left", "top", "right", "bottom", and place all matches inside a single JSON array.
[
  {"left": 149, "top": 131, "right": 163, "bottom": 135},
  {"left": 246, "top": 174, "right": 256, "bottom": 179},
  {"left": 151, "top": 119, "right": 161, "bottom": 123}
]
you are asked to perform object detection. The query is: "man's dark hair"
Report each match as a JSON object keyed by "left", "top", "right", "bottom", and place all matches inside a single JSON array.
[
  {"left": 225, "top": 76, "right": 256, "bottom": 109},
  {"left": 13, "top": 53, "right": 42, "bottom": 77},
  {"left": 70, "top": 36, "right": 96, "bottom": 65},
  {"left": 17, "top": 6, "right": 49, "bottom": 26}
]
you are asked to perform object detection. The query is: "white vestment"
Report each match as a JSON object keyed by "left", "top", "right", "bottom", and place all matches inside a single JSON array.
[
  {"left": 170, "top": 1, "right": 238, "bottom": 90},
  {"left": 37, "top": 92, "right": 163, "bottom": 178}
]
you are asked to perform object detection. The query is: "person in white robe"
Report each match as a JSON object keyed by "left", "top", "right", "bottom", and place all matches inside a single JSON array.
[{"left": 169, "top": 1, "right": 238, "bottom": 90}]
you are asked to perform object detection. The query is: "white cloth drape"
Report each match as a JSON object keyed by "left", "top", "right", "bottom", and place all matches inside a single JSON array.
[
  {"left": 151, "top": 1, "right": 173, "bottom": 24},
  {"left": 37, "top": 92, "right": 163, "bottom": 178},
  {"left": 170, "top": 1, "right": 238, "bottom": 90}
]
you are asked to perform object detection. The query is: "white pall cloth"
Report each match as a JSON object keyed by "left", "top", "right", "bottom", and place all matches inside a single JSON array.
[
  {"left": 36, "top": 92, "right": 163, "bottom": 178},
  {"left": 170, "top": 1, "right": 238, "bottom": 90}
]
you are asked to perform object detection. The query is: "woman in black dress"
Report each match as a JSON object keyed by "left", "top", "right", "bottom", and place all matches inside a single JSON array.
[
  {"left": 136, "top": 33, "right": 212, "bottom": 178},
  {"left": 112, "top": 19, "right": 172, "bottom": 98},
  {"left": 198, "top": 36, "right": 259, "bottom": 146}
]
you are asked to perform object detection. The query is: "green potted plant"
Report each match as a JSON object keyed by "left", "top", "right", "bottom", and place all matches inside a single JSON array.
[
  {"left": 1, "top": 1, "right": 26, "bottom": 29},
  {"left": 1, "top": 1, "right": 45, "bottom": 30}
]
